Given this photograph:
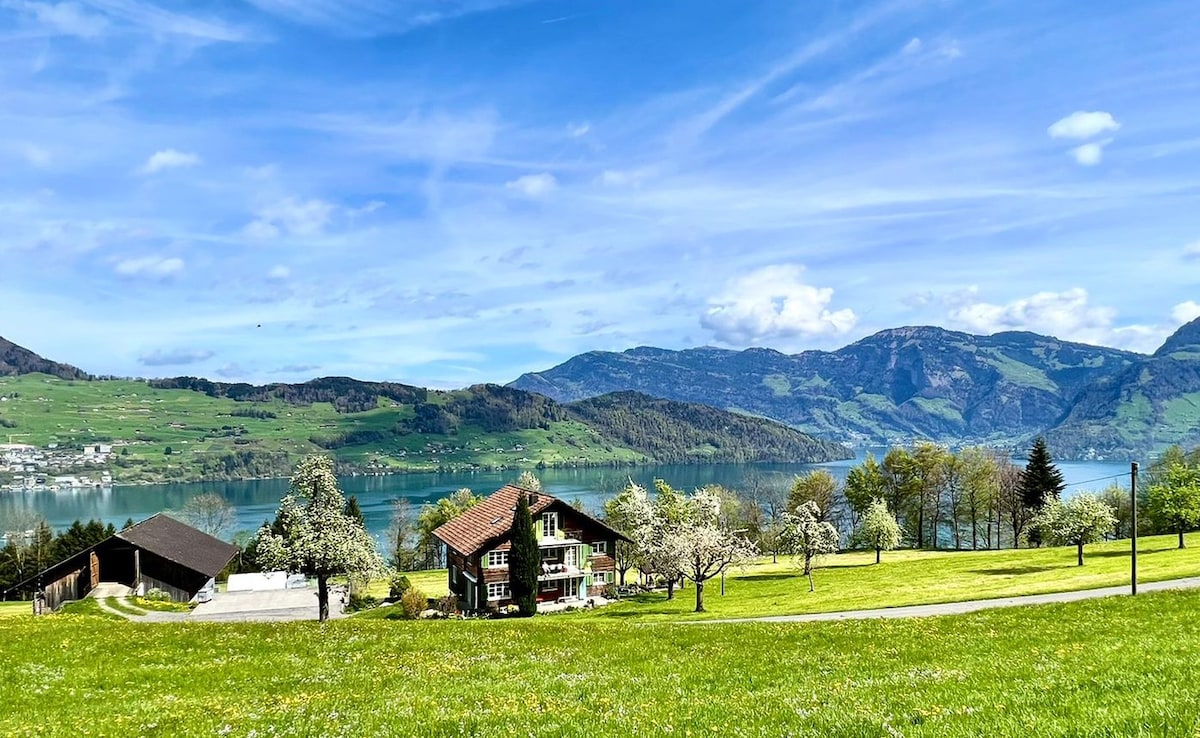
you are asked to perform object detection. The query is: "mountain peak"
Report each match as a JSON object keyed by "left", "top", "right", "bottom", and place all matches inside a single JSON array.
[{"left": 1156, "top": 317, "right": 1200, "bottom": 356}]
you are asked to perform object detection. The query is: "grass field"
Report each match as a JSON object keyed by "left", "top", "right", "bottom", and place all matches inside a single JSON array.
[
  {"left": 2, "top": 589, "right": 1200, "bottom": 736},
  {"left": 368, "top": 532, "right": 1200, "bottom": 621}
]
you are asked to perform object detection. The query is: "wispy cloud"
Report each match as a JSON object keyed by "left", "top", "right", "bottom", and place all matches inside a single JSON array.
[
  {"left": 138, "top": 347, "right": 213, "bottom": 366},
  {"left": 114, "top": 256, "right": 184, "bottom": 278},
  {"left": 239, "top": 0, "right": 531, "bottom": 36},
  {"left": 139, "top": 148, "right": 200, "bottom": 174},
  {"left": 505, "top": 173, "right": 557, "bottom": 198},
  {"left": 77, "top": 0, "right": 253, "bottom": 42},
  {"left": 1048, "top": 111, "right": 1121, "bottom": 139}
]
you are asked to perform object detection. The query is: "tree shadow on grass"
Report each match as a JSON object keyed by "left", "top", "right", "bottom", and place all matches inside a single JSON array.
[
  {"left": 737, "top": 574, "right": 799, "bottom": 582},
  {"left": 970, "top": 565, "right": 1058, "bottom": 576}
]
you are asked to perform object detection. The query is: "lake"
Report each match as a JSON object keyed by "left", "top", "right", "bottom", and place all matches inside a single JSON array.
[{"left": 1, "top": 451, "right": 1134, "bottom": 543}]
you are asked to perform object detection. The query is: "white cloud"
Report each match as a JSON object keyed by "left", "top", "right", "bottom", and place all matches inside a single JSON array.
[
  {"left": 139, "top": 149, "right": 200, "bottom": 174},
  {"left": 1173, "top": 301, "right": 1200, "bottom": 325},
  {"left": 1048, "top": 111, "right": 1120, "bottom": 140},
  {"left": 267, "top": 264, "right": 291, "bottom": 281},
  {"left": 568, "top": 122, "right": 591, "bottom": 137},
  {"left": 20, "top": 143, "right": 51, "bottom": 167},
  {"left": 949, "top": 287, "right": 1114, "bottom": 339},
  {"left": 244, "top": 197, "right": 335, "bottom": 238},
  {"left": 348, "top": 200, "right": 386, "bottom": 217},
  {"left": 701, "top": 265, "right": 857, "bottom": 346},
  {"left": 1183, "top": 241, "right": 1200, "bottom": 259},
  {"left": 1070, "top": 141, "right": 1108, "bottom": 166},
  {"left": 14, "top": 1, "right": 109, "bottom": 38},
  {"left": 114, "top": 256, "right": 184, "bottom": 278},
  {"left": 902, "top": 37, "right": 922, "bottom": 54},
  {"left": 505, "top": 172, "right": 558, "bottom": 198},
  {"left": 138, "top": 348, "right": 213, "bottom": 366}
]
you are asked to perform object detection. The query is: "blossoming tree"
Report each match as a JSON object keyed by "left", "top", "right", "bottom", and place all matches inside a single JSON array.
[{"left": 256, "top": 455, "right": 383, "bottom": 621}]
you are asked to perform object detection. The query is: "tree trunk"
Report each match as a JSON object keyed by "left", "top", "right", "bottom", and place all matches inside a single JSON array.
[
  {"left": 317, "top": 575, "right": 330, "bottom": 622},
  {"left": 619, "top": 568, "right": 626, "bottom": 586},
  {"left": 666, "top": 579, "right": 675, "bottom": 600},
  {"left": 972, "top": 517, "right": 978, "bottom": 551},
  {"left": 917, "top": 506, "right": 925, "bottom": 549},
  {"left": 1180, "top": 527, "right": 1186, "bottom": 550},
  {"left": 875, "top": 547, "right": 881, "bottom": 565},
  {"left": 807, "top": 570, "right": 815, "bottom": 592},
  {"left": 694, "top": 580, "right": 705, "bottom": 613},
  {"left": 1077, "top": 543, "right": 1084, "bottom": 567}
]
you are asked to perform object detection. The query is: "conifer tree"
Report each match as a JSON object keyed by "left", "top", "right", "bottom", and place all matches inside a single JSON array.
[
  {"left": 345, "top": 495, "right": 364, "bottom": 527},
  {"left": 1020, "top": 437, "right": 1065, "bottom": 511},
  {"left": 509, "top": 492, "right": 540, "bottom": 616}
]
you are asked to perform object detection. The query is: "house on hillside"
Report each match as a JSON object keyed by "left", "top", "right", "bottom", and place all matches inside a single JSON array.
[
  {"left": 9, "top": 514, "right": 238, "bottom": 612},
  {"left": 434, "top": 485, "right": 629, "bottom": 611}
]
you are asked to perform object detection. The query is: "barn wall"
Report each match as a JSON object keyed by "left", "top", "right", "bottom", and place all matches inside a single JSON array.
[
  {"left": 136, "top": 551, "right": 208, "bottom": 602},
  {"left": 42, "top": 567, "right": 88, "bottom": 611}
]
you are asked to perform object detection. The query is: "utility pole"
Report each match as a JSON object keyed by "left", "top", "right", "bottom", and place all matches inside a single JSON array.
[{"left": 1131, "top": 461, "right": 1139, "bottom": 596}]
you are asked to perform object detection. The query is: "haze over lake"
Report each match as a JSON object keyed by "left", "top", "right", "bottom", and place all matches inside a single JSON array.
[{"left": 2, "top": 452, "right": 1133, "bottom": 543}]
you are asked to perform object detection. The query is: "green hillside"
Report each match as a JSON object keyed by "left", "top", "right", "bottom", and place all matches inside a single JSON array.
[{"left": 0, "top": 374, "right": 847, "bottom": 484}]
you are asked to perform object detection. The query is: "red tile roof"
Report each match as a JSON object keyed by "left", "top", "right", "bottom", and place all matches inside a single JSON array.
[{"left": 433, "top": 484, "right": 555, "bottom": 556}]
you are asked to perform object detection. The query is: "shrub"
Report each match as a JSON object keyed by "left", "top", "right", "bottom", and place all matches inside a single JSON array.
[
  {"left": 388, "top": 574, "right": 412, "bottom": 600},
  {"left": 601, "top": 583, "right": 619, "bottom": 600},
  {"left": 400, "top": 588, "right": 427, "bottom": 619},
  {"left": 347, "top": 593, "right": 379, "bottom": 612},
  {"left": 143, "top": 588, "right": 171, "bottom": 602},
  {"left": 435, "top": 594, "right": 458, "bottom": 616}
]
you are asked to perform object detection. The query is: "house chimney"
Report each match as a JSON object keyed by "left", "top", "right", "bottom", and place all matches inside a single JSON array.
[{"left": 529, "top": 493, "right": 538, "bottom": 505}]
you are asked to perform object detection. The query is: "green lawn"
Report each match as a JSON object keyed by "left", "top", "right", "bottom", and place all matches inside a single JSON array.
[
  {"left": 3, "top": 590, "right": 1200, "bottom": 736},
  {"left": 0, "top": 601, "right": 28, "bottom": 619},
  {"left": 377, "top": 532, "right": 1200, "bottom": 621}
]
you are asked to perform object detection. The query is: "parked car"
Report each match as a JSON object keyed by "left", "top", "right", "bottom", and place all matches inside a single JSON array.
[{"left": 286, "top": 573, "right": 309, "bottom": 589}]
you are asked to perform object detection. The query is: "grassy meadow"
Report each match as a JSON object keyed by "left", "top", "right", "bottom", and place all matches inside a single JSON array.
[
  {"left": 369, "top": 532, "right": 1200, "bottom": 621},
  {"left": 3, "top": 589, "right": 1200, "bottom": 736}
]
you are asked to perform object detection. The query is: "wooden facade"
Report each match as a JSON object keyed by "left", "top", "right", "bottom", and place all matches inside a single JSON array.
[
  {"left": 436, "top": 485, "right": 629, "bottom": 612},
  {"left": 12, "top": 515, "right": 237, "bottom": 613}
]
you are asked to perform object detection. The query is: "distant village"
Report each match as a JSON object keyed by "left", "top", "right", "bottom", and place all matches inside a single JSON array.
[{"left": 0, "top": 442, "right": 114, "bottom": 491}]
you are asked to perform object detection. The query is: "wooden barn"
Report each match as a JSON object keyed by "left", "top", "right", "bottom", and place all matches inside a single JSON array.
[{"left": 13, "top": 514, "right": 238, "bottom": 612}]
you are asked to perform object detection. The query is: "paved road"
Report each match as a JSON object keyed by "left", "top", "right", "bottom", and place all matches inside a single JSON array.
[
  {"left": 699, "top": 576, "right": 1200, "bottom": 624},
  {"left": 92, "top": 587, "right": 346, "bottom": 623}
]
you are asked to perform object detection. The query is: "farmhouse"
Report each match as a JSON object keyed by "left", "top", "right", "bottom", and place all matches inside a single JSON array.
[
  {"left": 13, "top": 514, "right": 238, "bottom": 612},
  {"left": 434, "top": 485, "right": 629, "bottom": 611}
]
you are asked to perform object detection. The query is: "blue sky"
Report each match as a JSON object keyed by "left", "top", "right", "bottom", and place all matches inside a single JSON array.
[{"left": 3, "top": 0, "right": 1200, "bottom": 388}]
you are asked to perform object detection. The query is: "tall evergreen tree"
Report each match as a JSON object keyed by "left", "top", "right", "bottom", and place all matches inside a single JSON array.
[
  {"left": 1020, "top": 437, "right": 1065, "bottom": 511},
  {"left": 345, "top": 495, "right": 365, "bottom": 527},
  {"left": 508, "top": 492, "right": 540, "bottom": 617}
]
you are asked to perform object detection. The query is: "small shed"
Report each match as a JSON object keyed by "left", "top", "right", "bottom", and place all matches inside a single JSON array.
[{"left": 11, "top": 514, "right": 238, "bottom": 612}]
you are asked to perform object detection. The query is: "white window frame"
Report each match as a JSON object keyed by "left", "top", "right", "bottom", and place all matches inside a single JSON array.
[
  {"left": 565, "top": 547, "right": 578, "bottom": 567},
  {"left": 543, "top": 547, "right": 562, "bottom": 563},
  {"left": 487, "top": 581, "right": 510, "bottom": 601},
  {"left": 487, "top": 550, "right": 509, "bottom": 568},
  {"left": 541, "top": 512, "right": 558, "bottom": 539},
  {"left": 592, "top": 541, "right": 607, "bottom": 556},
  {"left": 593, "top": 571, "right": 609, "bottom": 585},
  {"left": 541, "top": 581, "right": 558, "bottom": 593}
]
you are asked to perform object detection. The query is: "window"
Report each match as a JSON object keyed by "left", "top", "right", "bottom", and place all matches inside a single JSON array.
[
  {"left": 487, "top": 550, "right": 509, "bottom": 568},
  {"left": 592, "top": 541, "right": 607, "bottom": 556},
  {"left": 541, "top": 512, "right": 558, "bottom": 539},
  {"left": 593, "top": 571, "right": 609, "bottom": 585},
  {"left": 541, "top": 581, "right": 558, "bottom": 592},
  {"left": 543, "top": 547, "right": 562, "bottom": 563},
  {"left": 564, "top": 547, "right": 577, "bottom": 567},
  {"left": 487, "top": 582, "right": 510, "bottom": 600}
]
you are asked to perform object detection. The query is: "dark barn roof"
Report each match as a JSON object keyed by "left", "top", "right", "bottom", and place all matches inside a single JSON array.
[
  {"left": 433, "top": 485, "right": 630, "bottom": 556},
  {"left": 8, "top": 514, "right": 238, "bottom": 594},
  {"left": 118, "top": 514, "right": 239, "bottom": 579}
]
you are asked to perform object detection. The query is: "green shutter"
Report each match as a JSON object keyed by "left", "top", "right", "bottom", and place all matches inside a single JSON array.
[{"left": 583, "top": 544, "right": 592, "bottom": 571}]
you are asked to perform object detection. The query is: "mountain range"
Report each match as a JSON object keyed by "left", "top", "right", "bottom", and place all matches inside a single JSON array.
[
  {"left": 511, "top": 320, "right": 1200, "bottom": 458},
  {"left": 0, "top": 338, "right": 849, "bottom": 483}
]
